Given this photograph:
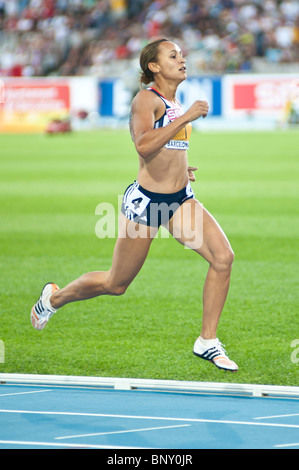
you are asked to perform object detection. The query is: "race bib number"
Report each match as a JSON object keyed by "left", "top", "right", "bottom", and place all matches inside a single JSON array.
[{"left": 125, "top": 186, "right": 150, "bottom": 217}]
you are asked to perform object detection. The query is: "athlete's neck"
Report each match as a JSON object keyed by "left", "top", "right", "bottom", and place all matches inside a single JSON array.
[{"left": 152, "top": 81, "right": 178, "bottom": 104}]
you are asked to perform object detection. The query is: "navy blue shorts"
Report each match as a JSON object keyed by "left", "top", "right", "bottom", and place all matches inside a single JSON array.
[{"left": 121, "top": 181, "right": 194, "bottom": 228}]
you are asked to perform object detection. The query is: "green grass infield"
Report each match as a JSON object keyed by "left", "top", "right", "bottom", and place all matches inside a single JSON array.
[{"left": 0, "top": 129, "right": 298, "bottom": 386}]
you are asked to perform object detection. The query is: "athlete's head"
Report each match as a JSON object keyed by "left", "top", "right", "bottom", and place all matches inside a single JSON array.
[
  {"left": 139, "top": 39, "right": 186, "bottom": 86},
  {"left": 140, "top": 38, "right": 169, "bottom": 85}
]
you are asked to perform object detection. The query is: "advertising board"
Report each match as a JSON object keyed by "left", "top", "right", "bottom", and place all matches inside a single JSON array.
[
  {"left": 98, "top": 77, "right": 222, "bottom": 118},
  {"left": 0, "top": 79, "right": 70, "bottom": 132},
  {"left": 222, "top": 74, "right": 299, "bottom": 119}
]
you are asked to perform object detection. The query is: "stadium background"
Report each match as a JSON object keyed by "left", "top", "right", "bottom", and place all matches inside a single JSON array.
[{"left": 0, "top": 0, "right": 299, "bottom": 387}]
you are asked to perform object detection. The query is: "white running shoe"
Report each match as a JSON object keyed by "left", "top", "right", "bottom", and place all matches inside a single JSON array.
[
  {"left": 31, "top": 283, "right": 59, "bottom": 330},
  {"left": 193, "top": 337, "right": 238, "bottom": 372}
]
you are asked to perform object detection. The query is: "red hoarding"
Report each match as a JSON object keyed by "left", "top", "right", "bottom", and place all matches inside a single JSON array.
[
  {"left": 223, "top": 75, "right": 299, "bottom": 117},
  {"left": 0, "top": 79, "right": 70, "bottom": 132}
]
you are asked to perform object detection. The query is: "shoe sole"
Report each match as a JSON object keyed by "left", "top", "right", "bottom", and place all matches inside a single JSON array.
[
  {"left": 30, "top": 307, "right": 47, "bottom": 330},
  {"left": 193, "top": 351, "right": 238, "bottom": 372},
  {"left": 31, "top": 282, "right": 59, "bottom": 331}
]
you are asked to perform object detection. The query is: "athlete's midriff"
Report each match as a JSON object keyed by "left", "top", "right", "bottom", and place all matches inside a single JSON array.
[{"left": 137, "top": 147, "right": 189, "bottom": 194}]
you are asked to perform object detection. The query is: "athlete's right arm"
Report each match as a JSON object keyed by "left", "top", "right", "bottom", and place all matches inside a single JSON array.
[{"left": 130, "top": 90, "right": 208, "bottom": 159}]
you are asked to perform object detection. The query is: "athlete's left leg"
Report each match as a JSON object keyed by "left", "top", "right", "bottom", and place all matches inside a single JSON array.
[
  {"left": 166, "top": 198, "right": 238, "bottom": 371},
  {"left": 167, "top": 198, "right": 234, "bottom": 339}
]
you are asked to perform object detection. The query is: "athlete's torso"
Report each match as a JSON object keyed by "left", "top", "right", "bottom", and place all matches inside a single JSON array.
[{"left": 131, "top": 87, "right": 192, "bottom": 193}]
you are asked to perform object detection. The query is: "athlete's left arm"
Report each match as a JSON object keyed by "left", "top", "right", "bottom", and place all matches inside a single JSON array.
[{"left": 188, "top": 166, "right": 198, "bottom": 182}]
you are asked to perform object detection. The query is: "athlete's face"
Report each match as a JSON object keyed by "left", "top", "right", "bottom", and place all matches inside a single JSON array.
[{"left": 151, "top": 41, "right": 187, "bottom": 81}]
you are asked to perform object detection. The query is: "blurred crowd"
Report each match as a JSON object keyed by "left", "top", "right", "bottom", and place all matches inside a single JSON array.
[{"left": 0, "top": 0, "right": 299, "bottom": 77}]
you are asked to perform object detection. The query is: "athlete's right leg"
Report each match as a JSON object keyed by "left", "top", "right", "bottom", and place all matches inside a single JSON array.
[
  {"left": 49, "top": 214, "right": 157, "bottom": 310},
  {"left": 31, "top": 216, "right": 156, "bottom": 329},
  {"left": 31, "top": 215, "right": 157, "bottom": 329}
]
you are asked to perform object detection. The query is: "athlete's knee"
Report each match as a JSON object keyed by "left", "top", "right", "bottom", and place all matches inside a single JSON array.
[
  {"left": 109, "top": 284, "right": 128, "bottom": 296},
  {"left": 103, "top": 273, "right": 128, "bottom": 296},
  {"left": 211, "top": 246, "right": 234, "bottom": 272},
  {"left": 105, "top": 281, "right": 128, "bottom": 296}
]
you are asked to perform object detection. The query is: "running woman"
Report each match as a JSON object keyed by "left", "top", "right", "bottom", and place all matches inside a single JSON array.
[{"left": 31, "top": 39, "right": 238, "bottom": 372}]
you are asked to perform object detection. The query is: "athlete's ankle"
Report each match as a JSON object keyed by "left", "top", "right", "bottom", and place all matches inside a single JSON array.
[{"left": 49, "top": 291, "right": 60, "bottom": 310}]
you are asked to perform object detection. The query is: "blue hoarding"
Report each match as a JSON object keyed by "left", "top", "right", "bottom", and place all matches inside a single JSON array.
[{"left": 99, "top": 76, "right": 222, "bottom": 118}]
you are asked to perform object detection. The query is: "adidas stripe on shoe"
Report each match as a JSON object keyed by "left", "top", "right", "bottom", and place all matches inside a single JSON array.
[
  {"left": 31, "top": 282, "right": 59, "bottom": 330},
  {"left": 193, "top": 337, "right": 238, "bottom": 372}
]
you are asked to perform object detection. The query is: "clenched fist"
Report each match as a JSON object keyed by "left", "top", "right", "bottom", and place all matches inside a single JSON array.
[{"left": 185, "top": 100, "right": 209, "bottom": 122}]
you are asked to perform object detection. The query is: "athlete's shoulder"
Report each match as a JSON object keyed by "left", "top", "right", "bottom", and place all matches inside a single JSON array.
[
  {"left": 132, "top": 88, "right": 159, "bottom": 103},
  {"left": 131, "top": 88, "right": 162, "bottom": 112}
]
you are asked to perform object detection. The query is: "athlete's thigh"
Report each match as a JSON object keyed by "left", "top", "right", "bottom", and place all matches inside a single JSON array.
[
  {"left": 168, "top": 198, "right": 232, "bottom": 263},
  {"left": 109, "top": 214, "right": 158, "bottom": 287}
]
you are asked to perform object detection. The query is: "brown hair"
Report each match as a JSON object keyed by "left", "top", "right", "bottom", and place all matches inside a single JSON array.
[{"left": 139, "top": 38, "right": 169, "bottom": 86}]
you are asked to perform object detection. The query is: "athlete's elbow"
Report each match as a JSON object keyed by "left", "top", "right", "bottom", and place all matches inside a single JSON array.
[{"left": 135, "top": 142, "right": 152, "bottom": 159}]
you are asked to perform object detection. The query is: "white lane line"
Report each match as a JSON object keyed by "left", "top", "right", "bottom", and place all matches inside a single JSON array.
[
  {"left": 254, "top": 413, "right": 299, "bottom": 420},
  {"left": 0, "top": 440, "right": 146, "bottom": 449},
  {"left": 274, "top": 442, "right": 299, "bottom": 448},
  {"left": 1, "top": 409, "right": 299, "bottom": 429},
  {"left": 55, "top": 424, "right": 190, "bottom": 440},
  {"left": 0, "top": 390, "right": 51, "bottom": 398}
]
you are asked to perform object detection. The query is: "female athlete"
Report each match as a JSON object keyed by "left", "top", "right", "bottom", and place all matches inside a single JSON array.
[{"left": 31, "top": 39, "right": 238, "bottom": 372}]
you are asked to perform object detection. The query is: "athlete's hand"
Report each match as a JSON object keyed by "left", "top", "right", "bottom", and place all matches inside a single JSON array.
[
  {"left": 185, "top": 100, "right": 209, "bottom": 121},
  {"left": 188, "top": 166, "right": 198, "bottom": 182}
]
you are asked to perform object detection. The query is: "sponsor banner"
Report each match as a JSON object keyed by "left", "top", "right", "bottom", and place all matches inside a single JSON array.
[
  {"left": 0, "top": 79, "right": 70, "bottom": 132},
  {"left": 222, "top": 74, "right": 299, "bottom": 117},
  {"left": 98, "top": 77, "right": 222, "bottom": 118},
  {"left": 69, "top": 76, "right": 99, "bottom": 115},
  {"left": 3, "top": 74, "right": 297, "bottom": 132},
  {"left": 99, "top": 79, "right": 132, "bottom": 118}
]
